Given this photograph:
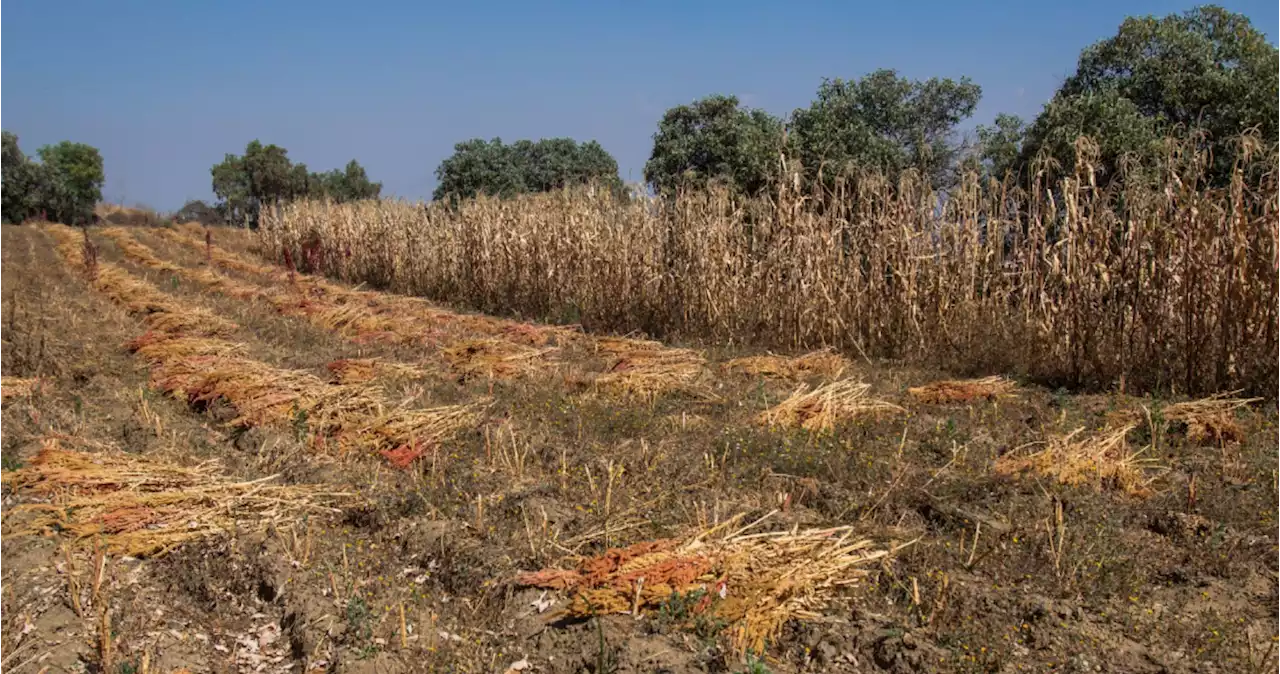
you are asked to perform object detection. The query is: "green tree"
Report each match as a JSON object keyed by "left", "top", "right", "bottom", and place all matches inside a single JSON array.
[
  {"left": 643, "top": 95, "right": 785, "bottom": 197},
  {"left": 1019, "top": 4, "right": 1278, "bottom": 186},
  {"left": 789, "top": 70, "right": 982, "bottom": 190},
  {"left": 314, "top": 160, "right": 382, "bottom": 202},
  {"left": 0, "top": 131, "right": 38, "bottom": 223},
  {"left": 212, "top": 141, "right": 381, "bottom": 226},
  {"left": 34, "top": 141, "right": 105, "bottom": 225},
  {"left": 433, "top": 137, "right": 620, "bottom": 202},
  {"left": 971, "top": 113, "right": 1027, "bottom": 182}
]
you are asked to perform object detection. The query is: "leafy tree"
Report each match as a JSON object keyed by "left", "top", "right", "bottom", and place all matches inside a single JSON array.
[
  {"left": 433, "top": 137, "right": 620, "bottom": 202},
  {"left": 789, "top": 70, "right": 982, "bottom": 190},
  {"left": 2, "top": 132, "right": 104, "bottom": 225},
  {"left": 35, "top": 141, "right": 105, "bottom": 225},
  {"left": 971, "top": 113, "right": 1027, "bottom": 182},
  {"left": 313, "top": 160, "right": 382, "bottom": 202},
  {"left": 211, "top": 141, "right": 381, "bottom": 227},
  {"left": 1019, "top": 4, "right": 1278, "bottom": 186},
  {"left": 643, "top": 95, "right": 784, "bottom": 197}
]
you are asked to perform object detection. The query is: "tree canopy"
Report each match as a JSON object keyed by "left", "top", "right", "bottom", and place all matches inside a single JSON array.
[
  {"left": 211, "top": 141, "right": 381, "bottom": 227},
  {"left": 643, "top": 72, "right": 981, "bottom": 198},
  {"left": 1018, "top": 4, "right": 1278, "bottom": 186},
  {"left": 790, "top": 70, "right": 982, "bottom": 190},
  {"left": 1, "top": 131, "right": 104, "bottom": 225},
  {"left": 643, "top": 95, "right": 785, "bottom": 198},
  {"left": 432, "top": 137, "right": 622, "bottom": 203}
]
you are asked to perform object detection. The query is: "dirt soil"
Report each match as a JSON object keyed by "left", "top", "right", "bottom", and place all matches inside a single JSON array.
[{"left": 2, "top": 223, "right": 1276, "bottom": 674}]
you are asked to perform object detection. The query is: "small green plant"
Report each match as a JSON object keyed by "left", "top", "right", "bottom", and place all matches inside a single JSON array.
[
  {"left": 291, "top": 405, "right": 309, "bottom": 442},
  {"left": 741, "top": 654, "right": 772, "bottom": 674},
  {"left": 345, "top": 595, "right": 374, "bottom": 647},
  {"left": 1, "top": 451, "right": 23, "bottom": 472}
]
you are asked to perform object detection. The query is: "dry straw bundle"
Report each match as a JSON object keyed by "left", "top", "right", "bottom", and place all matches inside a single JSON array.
[
  {"left": 723, "top": 348, "right": 850, "bottom": 380},
  {"left": 441, "top": 338, "right": 557, "bottom": 380},
  {"left": 593, "top": 340, "right": 709, "bottom": 398},
  {"left": 757, "top": 379, "right": 903, "bottom": 431},
  {"left": 327, "top": 358, "right": 436, "bottom": 385},
  {"left": 1, "top": 376, "right": 46, "bottom": 404},
  {"left": 907, "top": 376, "right": 1017, "bottom": 404},
  {"left": 515, "top": 512, "right": 894, "bottom": 655},
  {"left": 1161, "top": 392, "right": 1260, "bottom": 446},
  {"left": 993, "top": 423, "right": 1159, "bottom": 497},
  {"left": 2, "top": 437, "right": 352, "bottom": 556}
]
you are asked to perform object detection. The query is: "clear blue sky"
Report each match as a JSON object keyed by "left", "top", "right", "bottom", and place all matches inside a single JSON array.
[{"left": 3, "top": 0, "right": 1276, "bottom": 210}]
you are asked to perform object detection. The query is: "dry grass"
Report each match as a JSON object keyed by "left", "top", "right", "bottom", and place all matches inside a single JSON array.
[
  {"left": 907, "top": 376, "right": 1017, "bottom": 404},
  {"left": 259, "top": 135, "right": 1278, "bottom": 397},
  {"left": 993, "top": 423, "right": 1158, "bottom": 497},
  {"left": 756, "top": 379, "right": 904, "bottom": 431},
  {"left": 2, "top": 437, "right": 352, "bottom": 556},
  {"left": 723, "top": 348, "right": 850, "bottom": 381},
  {"left": 515, "top": 512, "right": 893, "bottom": 654}
]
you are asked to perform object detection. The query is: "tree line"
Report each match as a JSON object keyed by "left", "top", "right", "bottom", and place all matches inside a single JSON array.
[
  {"left": 1, "top": 132, "right": 105, "bottom": 225},
  {"left": 2, "top": 5, "right": 1274, "bottom": 226}
]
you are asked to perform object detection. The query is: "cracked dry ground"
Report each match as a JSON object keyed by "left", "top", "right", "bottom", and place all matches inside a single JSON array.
[{"left": 1, "top": 223, "right": 1276, "bottom": 674}]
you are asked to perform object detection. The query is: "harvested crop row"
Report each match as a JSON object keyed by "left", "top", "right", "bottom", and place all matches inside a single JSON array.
[
  {"left": 515, "top": 512, "right": 894, "bottom": 655},
  {"left": 165, "top": 225, "right": 582, "bottom": 347},
  {"left": 114, "top": 230, "right": 534, "bottom": 367},
  {"left": 45, "top": 224, "right": 487, "bottom": 465},
  {"left": 3, "top": 436, "right": 352, "bottom": 556}
]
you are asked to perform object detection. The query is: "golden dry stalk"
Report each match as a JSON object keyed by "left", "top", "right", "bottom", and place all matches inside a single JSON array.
[
  {"left": 907, "top": 375, "right": 1017, "bottom": 404},
  {"left": 515, "top": 513, "right": 891, "bottom": 655},
  {"left": 2, "top": 438, "right": 353, "bottom": 557},
  {"left": 993, "top": 423, "right": 1159, "bottom": 497},
  {"left": 723, "top": 348, "right": 850, "bottom": 380},
  {"left": 756, "top": 379, "right": 904, "bottom": 431}
]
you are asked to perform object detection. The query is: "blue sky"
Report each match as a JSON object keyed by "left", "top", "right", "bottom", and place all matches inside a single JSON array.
[{"left": 3, "top": 1, "right": 1276, "bottom": 210}]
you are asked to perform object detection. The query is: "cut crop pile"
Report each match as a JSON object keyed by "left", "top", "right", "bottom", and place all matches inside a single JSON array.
[
  {"left": 907, "top": 375, "right": 1017, "bottom": 404},
  {"left": 1161, "top": 393, "right": 1260, "bottom": 446},
  {"left": 593, "top": 337, "right": 710, "bottom": 399},
  {"left": 441, "top": 338, "right": 557, "bottom": 380},
  {"left": 2, "top": 437, "right": 352, "bottom": 557},
  {"left": 723, "top": 349, "right": 850, "bottom": 381},
  {"left": 756, "top": 379, "right": 903, "bottom": 431},
  {"left": 516, "top": 513, "right": 892, "bottom": 655},
  {"left": 327, "top": 358, "right": 437, "bottom": 385},
  {"left": 993, "top": 423, "right": 1159, "bottom": 497}
]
